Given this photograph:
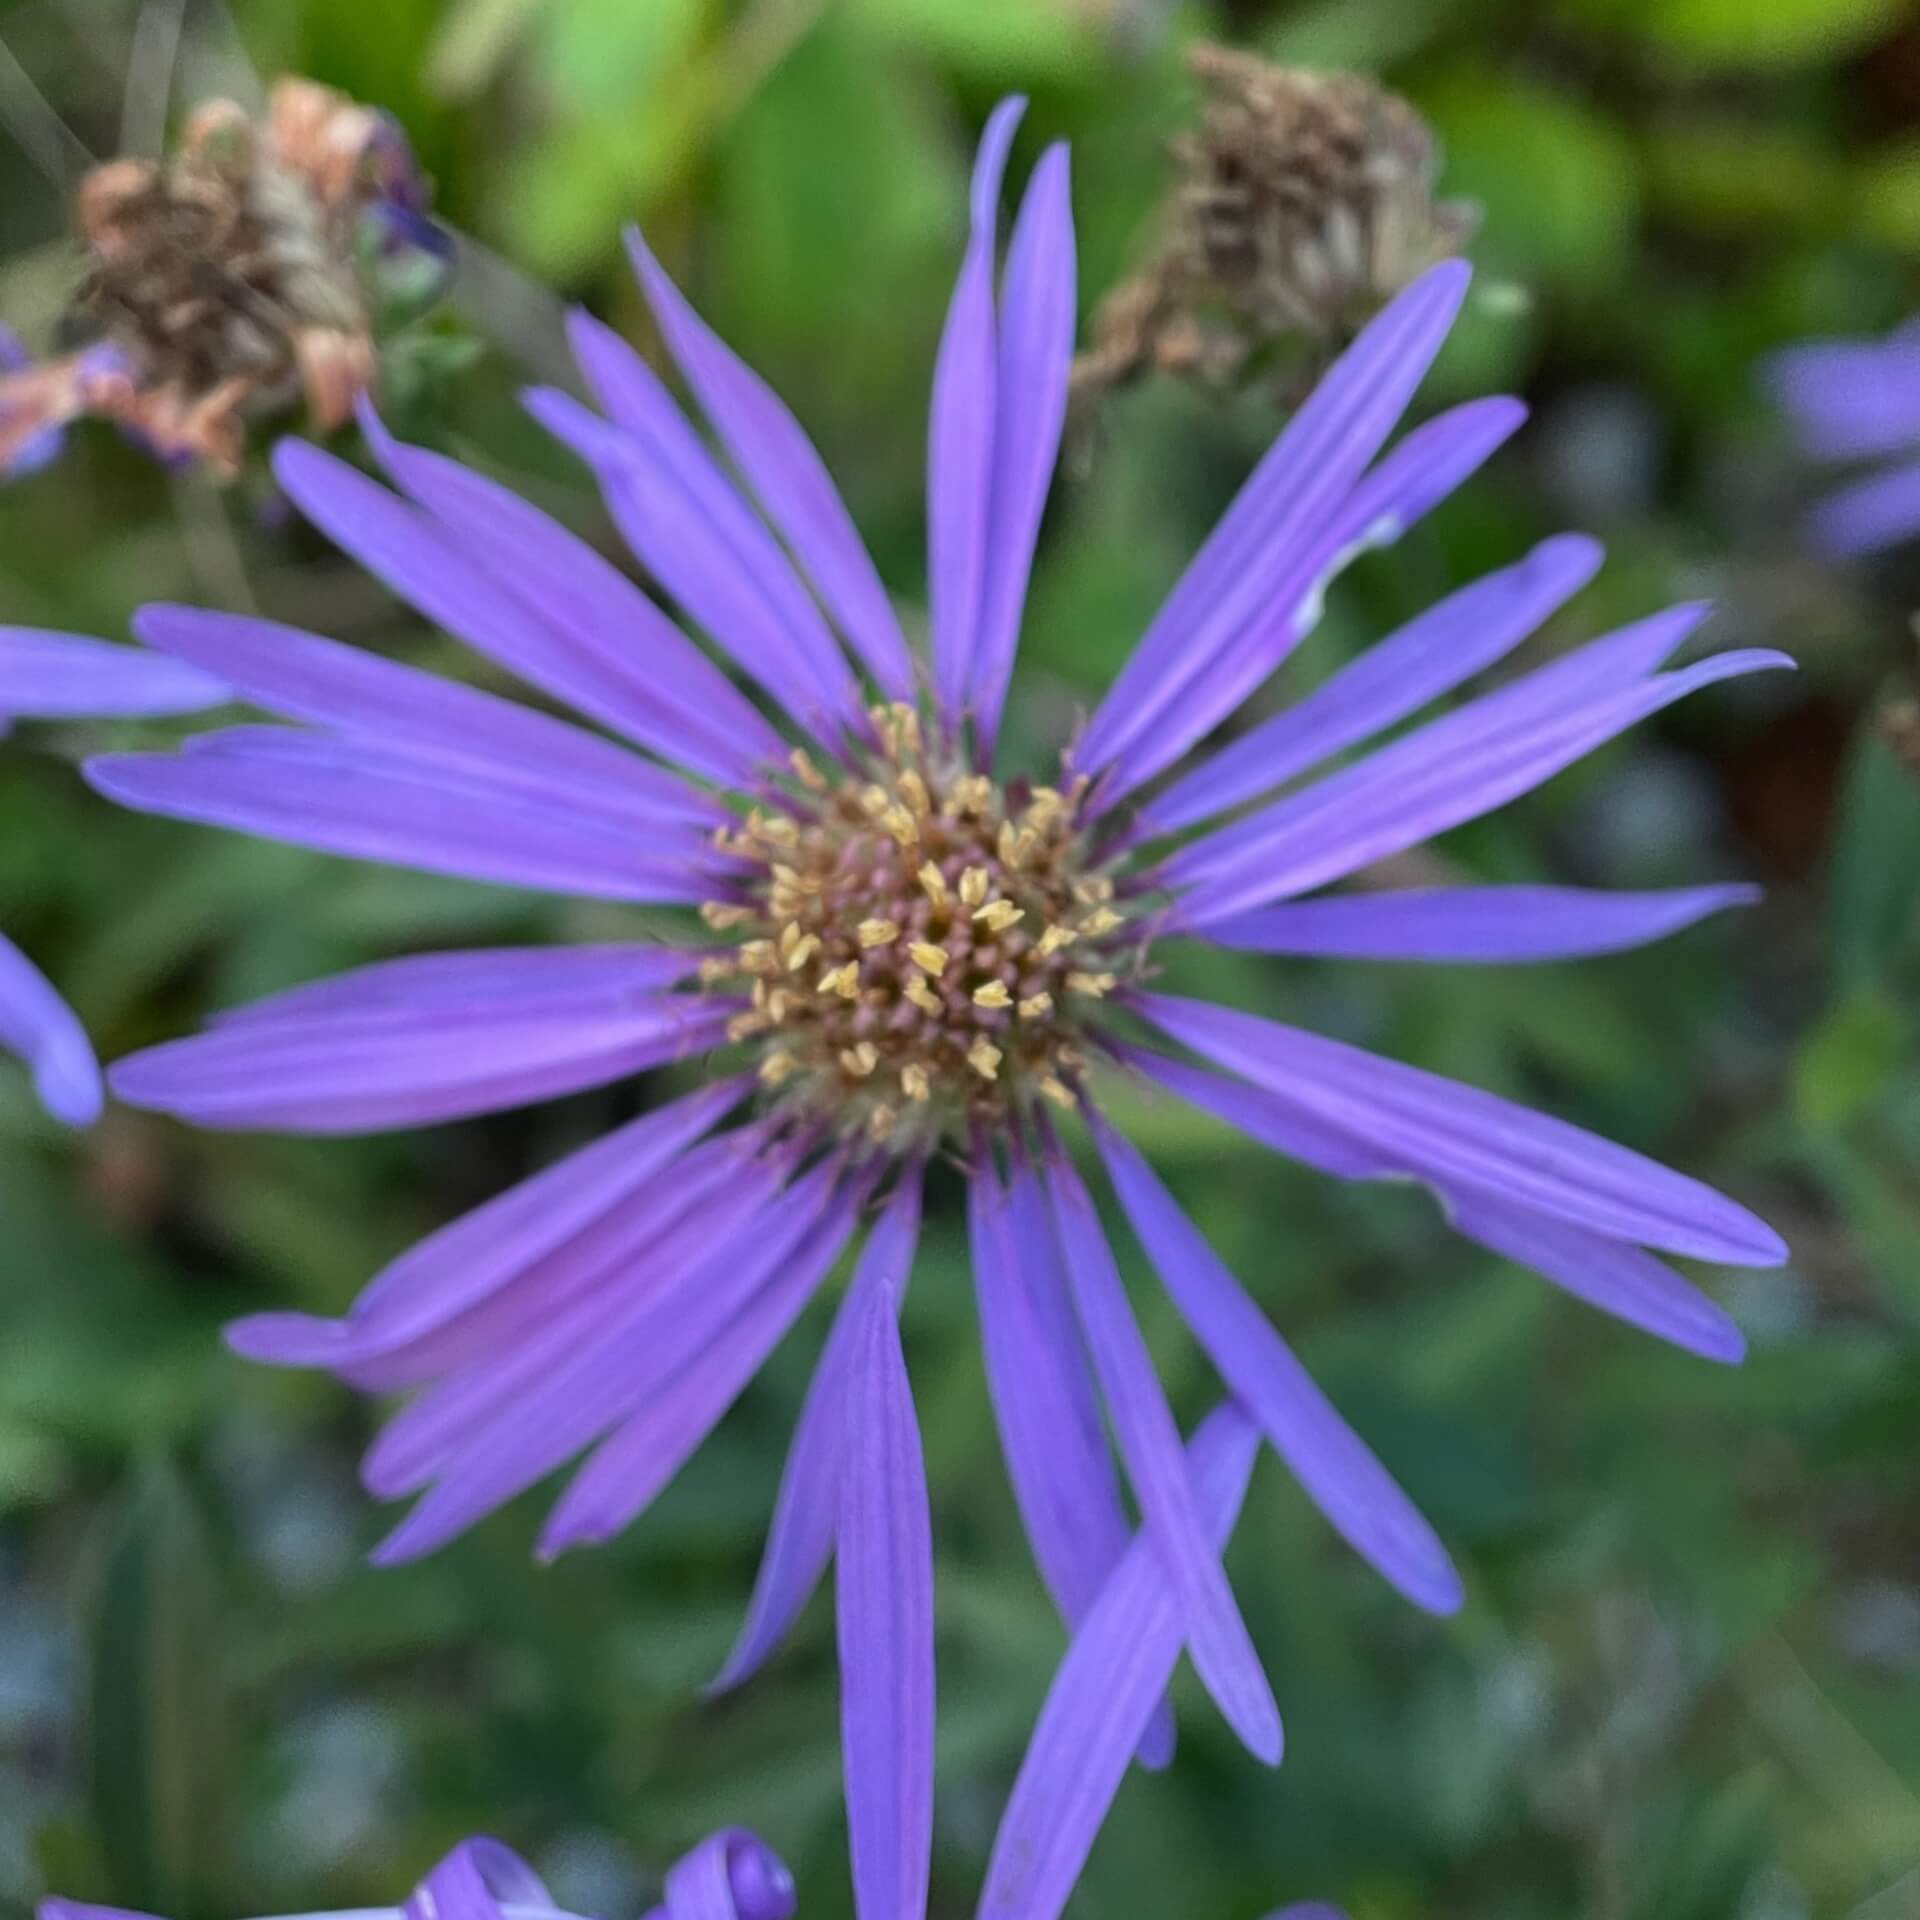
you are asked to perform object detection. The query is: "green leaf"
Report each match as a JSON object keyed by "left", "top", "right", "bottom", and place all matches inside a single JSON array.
[
  {"left": 1794, "top": 991, "right": 1910, "bottom": 1134},
  {"left": 1585, "top": 0, "right": 1909, "bottom": 67},
  {"left": 78, "top": 1458, "right": 229, "bottom": 1915}
]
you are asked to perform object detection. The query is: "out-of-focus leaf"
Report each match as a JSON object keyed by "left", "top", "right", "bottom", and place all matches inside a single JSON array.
[
  {"left": 425, "top": 0, "right": 545, "bottom": 101},
  {"left": 1645, "top": 120, "right": 1848, "bottom": 234},
  {"left": 1566, "top": 0, "right": 1910, "bottom": 68},
  {"left": 1830, "top": 731, "right": 1920, "bottom": 993},
  {"left": 1853, "top": 140, "right": 1920, "bottom": 255},
  {"left": 1793, "top": 991, "right": 1909, "bottom": 1134},
  {"left": 1413, "top": 71, "right": 1641, "bottom": 295},
  {"left": 78, "top": 1457, "right": 228, "bottom": 1916},
  {"left": 846, "top": 0, "right": 1094, "bottom": 77}
]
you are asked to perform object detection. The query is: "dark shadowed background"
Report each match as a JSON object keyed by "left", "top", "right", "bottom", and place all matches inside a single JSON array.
[{"left": 2, "top": 1, "right": 1919, "bottom": 1917}]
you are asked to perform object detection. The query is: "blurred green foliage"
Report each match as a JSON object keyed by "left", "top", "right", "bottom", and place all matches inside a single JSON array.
[{"left": 2, "top": 2, "right": 1920, "bottom": 1919}]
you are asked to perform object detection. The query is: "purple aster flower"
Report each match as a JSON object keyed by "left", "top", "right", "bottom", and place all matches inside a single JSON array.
[
  {"left": 39, "top": 1831, "right": 794, "bottom": 1920},
  {"left": 1765, "top": 321, "right": 1920, "bottom": 554},
  {"left": 0, "top": 626, "right": 226, "bottom": 1122},
  {"left": 91, "top": 96, "right": 1787, "bottom": 1920}
]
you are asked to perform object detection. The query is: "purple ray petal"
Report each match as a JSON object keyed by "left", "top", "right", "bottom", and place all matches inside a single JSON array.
[
  {"left": 1448, "top": 1191, "right": 1746, "bottom": 1363},
  {"left": 711, "top": 1171, "right": 925, "bottom": 1694},
  {"left": 929, "top": 97, "right": 1027, "bottom": 729},
  {"left": 1202, "top": 883, "right": 1761, "bottom": 963},
  {"left": 0, "top": 929, "right": 102, "bottom": 1126},
  {"left": 522, "top": 385, "right": 845, "bottom": 745},
  {"left": 538, "top": 1180, "right": 866, "bottom": 1555},
  {"left": 1133, "top": 993, "right": 1787, "bottom": 1267},
  {"left": 212, "top": 944, "right": 701, "bottom": 1032},
  {"left": 0, "top": 627, "right": 227, "bottom": 718},
  {"left": 1807, "top": 455, "right": 1920, "bottom": 556},
  {"left": 110, "top": 995, "right": 732, "bottom": 1135},
  {"left": 1141, "top": 533, "right": 1603, "bottom": 836},
  {"left": 357, "top": 402, "right": 778, "bottom": 785},
  {"left": 971, "top": 144, "right": 1076, "bottom": 759},
  {"left": 85, "top": 743, "right": 718, "bottom": 904},
  {"left": 1167, "top": 646, "right": 1794, "bottom": 926},
  {"left": 1764, "top": 338, "right": 1920, "bottom": 462},
  {"left": 837, "top": 1258, "right": 935, "bottom": 1920},
  {"left": 975, "top": 1403, "right": 1264, "bottom": 1920},
  {"left": 227, "top": 1077, "right": 749, "bottom": 1368},
  {"left": 970, "top": 1156, "right": 1176, "bottom": 1768},
  {"left": 563, "top": 310, "right": 864, "bottom": 731},
  {"left": 356, "top": 1141, "right": 764, "bottom": 1485},
  {"left": 38, "top": 1906, "right": 157, "bottom": 1920},
  {"left": 1089, "top": 1113, "right": 1461, "bottom": 1615},
  {"left": 1042, "top": 1146, "right": 1281, "bottom": 1763},
  {"left": 1074, "top": 261, "right": 1472, "bottom": 781},
  {"left": 648, "top": 1829, "right": 798, "bottom": 1920},
  {"left": 405, "top": 1837, "right": 553, "bottom": 1920},
  {"left": 371, "top": 1159, "right": 844, "bottom": 1563},
  {"left": 1263, "top": 1907, "right": 1346, "bottom": 1920},
  {"left": 627, "top": 231, "right": 915, "bottom": 702},
  {"left": 1098, "top": 391, "right": 1522, "bottom": 806},
  {"left": 131, "top": 605, "right": 716, "bottom": 830}
]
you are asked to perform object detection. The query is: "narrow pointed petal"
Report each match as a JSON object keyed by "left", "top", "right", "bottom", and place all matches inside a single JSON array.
[
  {"left": 85, "top": 744, "right": 718, "bottom": 904},
  {"left": 975, "top": 1404, "right": 1264, "bottom": 1920},
  {"left": 1450, "top": 1192, "right": 1747, "bottom": 1363},
  {"left": 563, "top": 311, "right": 865, "bottom": 731},
  {"left": 1090, "top": 1115, "right": 1462, "bottom": 1615},
  {"left": 712, "top": 1171, "right": 924, "bottom": 1694},
  {"left": 1075, "top": 261, "right": 1472, "bottom": 779},
  {"left": 650, "top": 1830, "right": 798, "bottom": 1920},
  {"left": 971, "top": 1159, "right": 1177, "bottom": 1767},
  {"left": 1099, "top": 391, "right": 1522, "bottom": 805},
  {"left": 1807, "top": 455, "right": 1920, "bottom": 556},
  {"left": 0, "top": 627, "right": 227, "bottom": 717},
  {"left": 838, "top": 1266, "right": 935, "bottom": 1920},
  {"left": 1043, "top": 1148, "right": 1281, "bottom": 1763},
  {"left": 1203, "top": 883, "right": 1762, "bottom": 963},
  {"left": 371, "top": 1160, "right": 841, "bottom": 1564},
  {"left": 1134, "top": 993, "right": 1788, "bottom": 1267},
  {"left": 929, "top": 97, "right": 1027, "bottom": 727},
  {"left": 1764, "top": 338, "right": 1920, "bottom": 461},
  {"left": 1168, "top": 647, "right": 1794, "bottom": 926},
  {"left": 1142, "top": 533, "right": 1603, "bottom": 835},
  {"left": 357, "top": 402, "right": 778, "bottom": 784},
  {"left": 525, "top": 385, "right": 847, "bottom": 742},
  {"left": 358, "top": 1143, "right": 762, "bottom": 1488},
  {"left": 628, "top": 231, "right": 915, "bottom": 701},
  {"left": 131, "top": 604, "right": 716, "bottom": 830},
  {"left": 211, "top": 944, "right": 701, "bottom": 1031},
  {"left": 111, "top": 996, "right": 733, "bottom": 1134},
  {"left": 226, "top": 1078, "right": 748, "bottom": 1368},
  {"left": 538, "top": 1185, "right": 865, "bottom": 1555},
  {"left": 971, "top": 145, "right": 1076, "bottom": 757},
  {"left": 0, "top": 930, "right": 102, "bottom": 1125}
]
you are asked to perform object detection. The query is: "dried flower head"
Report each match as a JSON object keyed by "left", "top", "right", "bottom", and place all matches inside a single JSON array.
[
  {"left": 0, "top": 77, "right": 443, "bottom": 480},
  {"left": 1075, "top": 46, "right": 1478, "bottom": 402}
]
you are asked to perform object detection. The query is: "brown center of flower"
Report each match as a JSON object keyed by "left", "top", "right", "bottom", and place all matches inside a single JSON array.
[{"left": 699, "top": 705, "right": 1147, "bottom": 1148}]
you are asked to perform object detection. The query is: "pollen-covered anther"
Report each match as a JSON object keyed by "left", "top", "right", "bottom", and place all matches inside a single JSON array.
[
  {"left": 868, "top": 1103, "right": 897, "bottom": 1144},
  {"left": 898, "top": 770, "right": 932, "bottom": 817},
  {"left": 909, "top": 942, "right": 950, "bottom": 979},
  {"left": 973, "top": 899, "right": 1025, "bottom": 934},
  {"left": 739, "top": 940, "right": 778, "bottom": 975},
  {"left": 819, "top": 962, "right": 861, "bottom": 1000},
  {"left": 1073, "top": 875, "right": 1116, "bottom": 905},
  {"left": 700, "top": 901, "right": 755, "bottom": 930},
  {"left": 973, "top": 981, "right": 1013, "bottom": 1010},
  {"left": 1067, "top": 970, "right": 1117, "bottom": 998},
  {"left": 727, "top": 1010, "right": 769, "bottom": 1043},
  {"left": 841, "top": 1042, "right": 879, "bottom": 1078},
  {"left": 790, "top": 747, "right": 828, "bottom": 790},
  {"left": 1039, "top": 1076, "right": 1078, "bottom": 1110},
  {"left": 917, "top": 862, "right": 949, "bottom": 906},
  {"left": 968, "top": 1039, "right": 1004, "bottom": 1081},
  {"left": 901, "top": 1063, "right": 931, "bottom": 1103},
  {"left": 1036, "top": 924, "right": 1078, "bottom": 958},
  {"left": 959, "top": 866, "right": 990, "bottom": 908},
  {"left": 781, "top": 929, "right": 821, "bottom": 972},
  {"left": 904, "top": 976, "right": 944, "bottom": 1017},
  {"left": 759, "top": 1051, "right": 797, "bottom": 1087},
  {"left": 858, "top": 918, "right": 900, "bottom": 948},
  {"left": 1079, "top": 907, "right": 1125, "bottom": 937},
  {"left": 1017, "top": 992, "right": 1054, "bottom": 1019}
]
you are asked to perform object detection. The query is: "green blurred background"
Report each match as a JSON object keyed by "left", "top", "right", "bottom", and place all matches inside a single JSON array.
[{"left": 3, "top": 0, "right": 1920, "bottom": 1916}]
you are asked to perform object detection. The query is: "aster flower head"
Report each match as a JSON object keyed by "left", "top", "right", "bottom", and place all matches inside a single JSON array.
[
  {"left": 0, "top": 626, "right": 226, "bottom": 1123},
  {"left": 39, "top": 1830, "right": 795, "bottom": 1920},
  {"left": 0, "top": 77, "right": 444, "bottom": 481},
  {"left": 93, "top": 96, "right": 1786, "bottom": 1920},
  {"left": 1765, "top": 319, "right": 1920, "bottom": 556}
]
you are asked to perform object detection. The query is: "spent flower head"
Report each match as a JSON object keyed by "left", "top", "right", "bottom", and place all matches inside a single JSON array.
[
  {"left": 0, "top": 77, "right": 444, "bottom": 481},
  {"left": 90, "top": 96, "right": 1786, "bottom": 1920},
  {"left": 1075, "top": 47, "right": 1479, "bottom": 403}
]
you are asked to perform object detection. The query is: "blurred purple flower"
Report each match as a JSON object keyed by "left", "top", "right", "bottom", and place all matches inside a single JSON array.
[
  {"left": 39, "top": 1831, "right": 795, "bottom": 1920},
  {"left": 0, "top": 627, "right": 226, "bottom": 1122},
  {"left": 90, "top": 97, "right": 1785, "bottom": 1920},
  {"left": 1765, "top": 322, "right": 1920, "bottom": 554}
]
